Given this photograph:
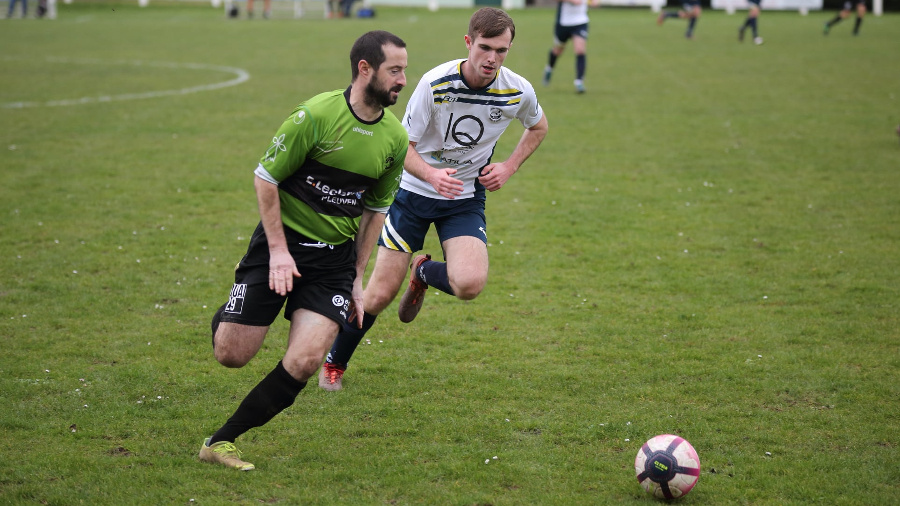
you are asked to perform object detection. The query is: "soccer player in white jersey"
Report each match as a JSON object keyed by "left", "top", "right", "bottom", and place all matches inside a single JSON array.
[
  {"left": 542, "top": 0, "right": 601, "bottom": 94},
  {"left": 319, "top": 7, "right": 549, "bottom": 391}
]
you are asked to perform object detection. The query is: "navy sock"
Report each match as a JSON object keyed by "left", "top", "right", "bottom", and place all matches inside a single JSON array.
[
  {"left": 664, "top": 11, "right": 679, "bottom": 18},
  {"left": 575, "top": 54, "right": 586, "bottom": 81},
  {"left": 419, "top": 259, "right": 455, "bottom": 296},
  {"left": 208, "top": 361, "right": 306, "bottom": 445},
  {"left": 547, "top": 50, "right": 558, "bottom": 69},
  {"left": 326, "top": 312, "right": 378, "bottom": 367},
  {"left": 687, "top": 17, "right": 697, "bottom": 36},
  {"left": 750, "top": 17, "right": 758, "bottom": 37}
]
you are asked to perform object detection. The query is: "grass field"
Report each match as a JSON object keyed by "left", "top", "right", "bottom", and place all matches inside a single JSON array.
[{"left": 1, "top": 2, "right": 899, "bottom": 504}]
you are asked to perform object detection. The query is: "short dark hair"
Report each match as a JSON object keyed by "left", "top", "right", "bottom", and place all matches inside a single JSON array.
[
  {"left": 468, "top": 7, "right": 515, "bottom": 42},
  {"left": 350, "top": 30, "right": 406, "bottom": 81}
]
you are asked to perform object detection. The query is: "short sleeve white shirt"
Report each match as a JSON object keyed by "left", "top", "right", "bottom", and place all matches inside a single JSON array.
[
  {"left": 557, "top": 0, "right": 589, "bottom": 27},
  {"left": 400, "top": 59, "right": 544, "bottom": 200}
]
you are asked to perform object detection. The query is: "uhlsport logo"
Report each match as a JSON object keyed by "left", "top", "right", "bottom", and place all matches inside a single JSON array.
[{"left": 225, "top": 284, "right": 247, "bottom": 314}]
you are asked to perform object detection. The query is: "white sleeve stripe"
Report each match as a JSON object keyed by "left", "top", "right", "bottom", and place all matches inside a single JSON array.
[{"left": 254, "top": 165, "right": 279, "bottom": 185}]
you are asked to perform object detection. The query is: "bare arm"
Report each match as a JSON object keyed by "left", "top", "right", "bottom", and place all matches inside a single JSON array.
[
  {"left": 349, "top": 208, "right": 387, "bottom": 326},
  {"left": 478, "top": 113, "right": 549, "bottom": 192},
  {"left": 403, "top": 141, "right": 465, "bottom": 199},
  {"left": 255, "top": 175, "right": 301, "bottom": 296}
]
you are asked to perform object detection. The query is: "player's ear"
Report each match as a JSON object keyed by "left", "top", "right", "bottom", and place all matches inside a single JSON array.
[{"left": 357, "top": 59, "right": 372, "bottom": 80}]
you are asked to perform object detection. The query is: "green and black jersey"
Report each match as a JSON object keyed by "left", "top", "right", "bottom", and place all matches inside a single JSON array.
[{"left": 254, "top": 88, "right": 408, "bottom": 245}]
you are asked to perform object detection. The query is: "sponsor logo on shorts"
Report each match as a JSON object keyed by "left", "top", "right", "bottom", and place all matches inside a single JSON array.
[
  {"left": 332, "top": 295, "right": 346, "bottom": 307},
  {"left": 225, "top": 284, "right": 247, "bottom": 314}
]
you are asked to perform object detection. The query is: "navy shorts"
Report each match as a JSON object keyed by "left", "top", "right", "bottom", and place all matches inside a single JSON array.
[
  {"left": 378, "top": 188, "right": 487, "bottom": 254},
  {"left": 554, "top": 23, "right": 589, "bottom": 44},
  {"left": 219, "top": 223, "right": 355, "bottom": 327},
  {"left": 747, "top": 0, "right": 761, "bottom": 6},
  {"left": 682, "top": 0, "right": 700, "bottom": 8}
]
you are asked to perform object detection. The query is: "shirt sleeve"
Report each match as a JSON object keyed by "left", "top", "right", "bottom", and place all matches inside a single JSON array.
[
  {"left": 401, "top": 73, "right": 437, "bottom": 144},
  {"left": 516, "top": 81, "right": 544, "bottom": 130},
  {"left": 257, "top": 105, "right": 317, "bottom": 182}
]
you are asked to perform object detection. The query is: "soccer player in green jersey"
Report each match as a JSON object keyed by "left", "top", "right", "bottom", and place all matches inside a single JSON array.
[{"left": 198, "top": 30, "right": 409, "bottom": 471}]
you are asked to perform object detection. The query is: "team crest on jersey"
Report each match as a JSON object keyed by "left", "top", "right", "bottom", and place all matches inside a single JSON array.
[
  {"left": 384, "top": 156, "right": 395, "bottom": 170},
  {"left": 225, "top": 284, "right": 247, "bottom": 314},
  {"left": 293, "top": 110, "right": 307, "bottom": 125},
  {"left": 489, "top": 107, "right": 503, "bottom": 122}
]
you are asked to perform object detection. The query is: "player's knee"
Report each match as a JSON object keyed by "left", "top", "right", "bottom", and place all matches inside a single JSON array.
[
  {"left": 214, "top": 347, "right": 252, "bottom": 368},
  {"left": 281, "top": 354, "right": 320, "bottom": 382},
  {"left": 454, "top": 279, "right": 486, "bottom": 301},
  {"left": 362, "top": 288, "right": 396, "bottom": 315}
]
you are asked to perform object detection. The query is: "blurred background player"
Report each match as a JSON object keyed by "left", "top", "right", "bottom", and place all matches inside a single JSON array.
[
  {"left": 823, "top": 0, "right": 866, "bottom": 35},
  {"left": 656, "top": 0, "right": 701, "bottom": 40},
  {"left": 738, "top": 0, "right": 763, "bottom": 45},
  {"left": 246, "top": 0, "right": 271, "bottom": 18},
  {"left": 319, "top": 7, "right": 548, "bottom": 392},
  {"left": 6, "top": 0, "right": 27, "bottom": 18},
  {"left": 542, "top": 0, "right": 601, "bottom": 94}
]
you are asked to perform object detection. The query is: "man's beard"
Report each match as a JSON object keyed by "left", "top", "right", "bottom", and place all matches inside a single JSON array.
[{"left": 364, "top": 78, "right": 400, "bottom": 109}]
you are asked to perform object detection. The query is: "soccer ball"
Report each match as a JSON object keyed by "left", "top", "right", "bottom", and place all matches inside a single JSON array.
[{"left": 635, "top": 434, "right": 701, "bottom": 499}]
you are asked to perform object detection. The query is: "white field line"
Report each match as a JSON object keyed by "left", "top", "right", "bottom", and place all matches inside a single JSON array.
[{"left": 2, "top": 57, "right": 250, "bottom": 109}]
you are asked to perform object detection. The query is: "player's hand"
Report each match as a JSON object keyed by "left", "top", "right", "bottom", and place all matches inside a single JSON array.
[
  {"left": 427, "top": 168, "right": 464, "bottom": 199},
  {"left": 348, "top": 278, "right": 365, "bottom": 328},
  {"left": 268, "top": 249, "right": 301, "bottom": 296},
  {"left": 478, "top": 162, "right": 515, "bottom": 192}
]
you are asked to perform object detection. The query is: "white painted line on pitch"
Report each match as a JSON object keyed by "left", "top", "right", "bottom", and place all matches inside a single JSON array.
[{"left": 2, "top": 57, "right": 250, "bottom": 109}]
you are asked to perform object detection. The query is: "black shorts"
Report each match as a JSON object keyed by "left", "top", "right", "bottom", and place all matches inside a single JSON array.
[
  {"left": 554, "top": 23, "right": 589, "bottom": 45},
  {"left": 219, "top": 223, "right": 356, "bottom": 327}
]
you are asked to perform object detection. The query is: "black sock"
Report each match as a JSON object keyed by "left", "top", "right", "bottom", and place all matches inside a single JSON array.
[
  {"left": 547, "top": 50, "right": 558, "bottom": 69},
  {"left": 326, "top": 312, "right": 378, "bottom": 366},
  {"left": 750, "top": 17, "right": 758, "bottom": 37},
  {"left": 827, "top": 14, "right": 842, "bottom": 26},
  {"left": 420, "top": 259, "right": 455, "bottom": 296},
  {"left": 687, "top": 17, "right": 697, "bottom": 36},
  {"left": 853, "top": 16, "right": 862, "bottom": 34},
  {"left": 211, "top": 304, "right": 226, "bottom": 349},
  {"left": 208, "top": 361, "right": 306, "bottom": 445}
]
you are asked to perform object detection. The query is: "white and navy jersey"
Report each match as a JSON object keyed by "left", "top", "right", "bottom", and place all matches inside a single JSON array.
[
  {"left": 556, "top": 0, "right": 589, "bottom": 27},
  {"left": 400, "top": 59, "right": 544, "bottom": 201}
]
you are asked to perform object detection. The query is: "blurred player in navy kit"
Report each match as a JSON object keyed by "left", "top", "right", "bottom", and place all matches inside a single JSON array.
[
  {"left": 542, "top": 0, "right": 601, "bottom": 94},
  {"left": 738, "top": 0, "right": 763, "bottom": 45},
  {"left": 657, "top": 0, "right": 701, "bottom": 40},
  {"left": 824, "top": 0, "right": 866, "bottom": 36}
]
